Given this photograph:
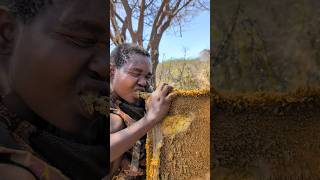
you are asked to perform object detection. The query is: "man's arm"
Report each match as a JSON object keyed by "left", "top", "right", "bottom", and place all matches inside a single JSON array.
[
  {"left": 110, "top": 114, "right": 125, "bottom": 134},
  {"left": 110, "top": 114, "right": 124, "bottom": 175},
  {"left": 110, "top": 114, "right": 157, "bottom": 162},
  {"left": 110, "top": 83, "right": 176, "bottom": 162}
]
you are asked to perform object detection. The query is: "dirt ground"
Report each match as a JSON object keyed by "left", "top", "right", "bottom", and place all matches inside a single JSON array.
[
  {"left": 212, "top": 88, "right": 320, "bottom": 179},
  {"left": 147, "top": 90, "right": 210, "bottom": 180}
]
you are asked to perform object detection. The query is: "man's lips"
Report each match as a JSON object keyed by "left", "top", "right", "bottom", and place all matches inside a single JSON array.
[
  {"left": 134, "top": 87, "right": 146, "bottom": 92},
  {"left": 76, "top": 79, "right": 108, "bottom": 118}
]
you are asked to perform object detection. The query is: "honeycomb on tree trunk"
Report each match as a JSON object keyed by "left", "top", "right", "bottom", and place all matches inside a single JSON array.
[
  {"left": 146, "top": 90, "right": 210, "bottom": 180},
  {"left": 212, "top": 88, "right": 320, "bottom": 179}
]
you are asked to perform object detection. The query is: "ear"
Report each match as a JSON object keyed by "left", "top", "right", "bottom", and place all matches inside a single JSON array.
[
  {"left": 0, "top": 6, "right": 16, "bottom": 55},
  {"left": 110, "top": 64, "right": 115, "bottom": 78}
]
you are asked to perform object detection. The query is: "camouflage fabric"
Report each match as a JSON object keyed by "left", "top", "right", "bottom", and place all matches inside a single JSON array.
[
  {"left": 0, "top": 96, "right": 108, "bottom": 179},
  {"left": 0, "top": 97, "right": 69, "bottom": 179},
  {"left": 110, "top": 93, "right": 147, "bottom": 180}
]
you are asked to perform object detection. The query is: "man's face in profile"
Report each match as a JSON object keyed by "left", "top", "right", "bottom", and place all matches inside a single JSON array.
[{"left": 8, "top": 0, "right": 107, "bottom": 132}]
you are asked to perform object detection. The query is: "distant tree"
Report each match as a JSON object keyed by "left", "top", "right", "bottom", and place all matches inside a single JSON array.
[
  {"left": 199, "top": 49, "right": 210, "bottom": 61},
  {"left": 110, "top": 0, "right": 209, "bottom": 85}
]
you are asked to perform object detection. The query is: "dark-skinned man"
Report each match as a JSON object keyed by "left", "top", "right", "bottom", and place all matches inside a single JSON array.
[
  {"left": 110, "top": 44, "right": 176, "bottom": 179},
  {"left": 0, "top": 0, "right": 108, "bottom": 179}
]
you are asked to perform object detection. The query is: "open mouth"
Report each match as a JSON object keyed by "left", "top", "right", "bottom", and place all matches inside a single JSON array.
[
  {"left": 78, "top": 80, "right": 109, "bottom": 119},
  {"left": 79, "top": 92, "right": 109, "bottom": 118},
  {"left": 75, "top": 77, "right": 108, "bottom": 119},
  {"left": 135, "top": 88, "right": 145, "bottom": 92}
]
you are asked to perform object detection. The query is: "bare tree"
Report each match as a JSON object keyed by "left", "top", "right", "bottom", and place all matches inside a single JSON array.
[{"left": 110, "top": 0, "right": 209, "bottom": 85}]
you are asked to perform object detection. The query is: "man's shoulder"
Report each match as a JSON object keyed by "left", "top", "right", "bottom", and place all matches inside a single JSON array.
[
  {"left": 110, "top": 113, "right": 125, "bottom": 133},
  {"left": 0, "top": 163, "right": 37, "bottom": 180},
  {"left": 0, "top": 100, "right": 70, "bottom": 179},
  {"left": 0, "top": 103, "right": 36, "bottom": 179}
]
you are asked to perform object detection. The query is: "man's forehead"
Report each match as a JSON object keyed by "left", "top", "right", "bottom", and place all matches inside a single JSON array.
[
  {"left": 124, "top": 59, "right": 153, "bottom": 73},
  {"left": 125, "top": 66, "right": 153, "bottom": 75},
  {"left": 55, "top": 0, "right": 107, "bottom": 33}
]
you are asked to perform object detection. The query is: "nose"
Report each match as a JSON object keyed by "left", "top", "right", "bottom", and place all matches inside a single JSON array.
[
  {"left": 137, "top": 77, "right": 147, "bottom": 87},
  {"left": 88, "top": 49, "right": 108, "bottom": 81}
]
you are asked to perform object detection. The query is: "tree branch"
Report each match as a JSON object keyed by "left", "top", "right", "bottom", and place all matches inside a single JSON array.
[
  {"left": 137, "top": 0, "right": 145, "bottom": 46},
  {"left": 173, "top": 0, "right": 193, "bottom": 17},
  {"left": 114, "top": 10, "right": 125, "bottom": 24},
  {"left": 121, "top": 0, "right": 136, "bottom": 43},
  {"left": 147, "top": 0, "right": 169, "bottom": 50},
  {"left": 145, "top": 0, "right": 156, "bottom": 8}
]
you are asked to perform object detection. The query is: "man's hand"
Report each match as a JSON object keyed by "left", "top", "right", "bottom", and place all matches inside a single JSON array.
[
  {"left": 110, "top": 83, "right": 176, "bottom": 163},
  {"left": 145, "top": 83, "right": 177, "bottom": 124}
]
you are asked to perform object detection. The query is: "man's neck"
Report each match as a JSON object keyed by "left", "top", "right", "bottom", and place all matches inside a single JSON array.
[
  {"left": 2, "top": 92, "right": 43, "bottom": 126},
  {"left": 111, "top": 91, "right": 143, "bottom": 107},
  {"left": 2, "top": 92, "right": 106, "bottom": 144}
]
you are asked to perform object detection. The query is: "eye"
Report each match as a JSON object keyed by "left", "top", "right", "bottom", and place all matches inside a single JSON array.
[
  {"left": 129, "top": 72, "right": 140, "bottom": 77},
  {"left": 59, "top": 32, "right": 97, "bottom": 48},
  {"left": 67, "top": 36, "right": 97, "bottom": 48}
]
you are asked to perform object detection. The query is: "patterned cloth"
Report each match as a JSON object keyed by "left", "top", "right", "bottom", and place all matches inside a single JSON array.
[
  {"left": 110, "top": 93, "right": 147, "bottom": 180},
  {"left": 0, "top": 95, "right": 108, "bottom": 180}
]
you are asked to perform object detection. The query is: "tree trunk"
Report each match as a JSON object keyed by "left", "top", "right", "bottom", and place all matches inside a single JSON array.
[{"left": 151, "top": 49, "right": 159, "bottom": 88}]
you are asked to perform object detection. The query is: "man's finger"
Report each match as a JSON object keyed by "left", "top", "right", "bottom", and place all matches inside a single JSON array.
[
  {"left": 159, "top": 82, "right": 168, "bottom": 91},
  {"left": 162, "top": 84, "right": 173, "bottom": 96},
  {"left": 165, "top": 92, "right": 177, "bottom": 101}
]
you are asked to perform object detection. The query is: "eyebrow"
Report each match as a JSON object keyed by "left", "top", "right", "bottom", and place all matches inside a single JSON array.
[
  {"left": 131, "top": 68, "right": 153, "bottom": 75},
  {"left": 60, "top": 19, "right": 107, "bottom": 36}
]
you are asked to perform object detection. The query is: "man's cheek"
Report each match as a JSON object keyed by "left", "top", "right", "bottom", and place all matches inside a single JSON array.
[{"left": 121, "top": 75, "right": 137, "bottom": 87}]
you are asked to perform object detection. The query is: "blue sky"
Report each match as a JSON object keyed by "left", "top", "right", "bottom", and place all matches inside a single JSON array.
[
  {"left": 159, "top": 10, "right": 210, "bottom": 62},
  {"left": 110, "top": 8, "right": 210, "bottom": 62}
]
